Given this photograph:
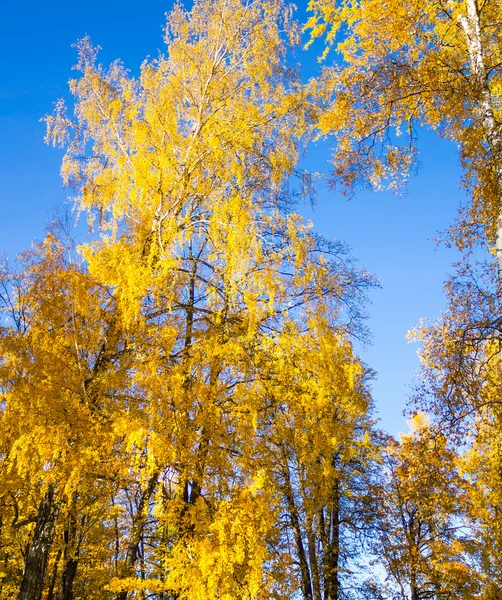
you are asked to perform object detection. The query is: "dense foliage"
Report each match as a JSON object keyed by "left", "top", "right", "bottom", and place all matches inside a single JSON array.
[{"left": 2, "top": 0, "right": 502, "bottom": 599}]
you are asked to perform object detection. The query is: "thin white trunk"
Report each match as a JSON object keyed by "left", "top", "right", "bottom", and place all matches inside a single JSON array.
[{"left": 456, "top": 0, "right": 502, "bottom": 287}]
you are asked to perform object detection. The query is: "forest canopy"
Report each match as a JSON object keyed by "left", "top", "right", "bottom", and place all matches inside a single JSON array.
[{"left": 1, "top": 0, "right": 502, "bottom": 599}]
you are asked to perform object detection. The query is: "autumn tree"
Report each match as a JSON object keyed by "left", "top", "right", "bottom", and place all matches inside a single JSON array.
[
  {"left": 371, "top": 415, "right": 478, "bottom": 600},
  {"left": 304, "top": 5, "right": 502, "bottom": 593},
  {"left": 411, "top": 258, "right": 502, "bottom": 427},
  {"left": 461, "top": 414, "right": 502, "bottom": 597},
  {"left": 306, "top": 0, "right": 502, "bottom": 283},
  {"left": 258, "top": 313, "right": 377, "bottom": 600},
  {"left": 0, "top": 0, "right": 377, "bottom": 598},
  {"left": 410, "top": 258, "right": 502, "bottom": 596},
  {"left": 0, "top": 229, "right": 130, "bottom": 599}
]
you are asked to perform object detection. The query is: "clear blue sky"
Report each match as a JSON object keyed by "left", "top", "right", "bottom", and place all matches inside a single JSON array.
[{"left": 0, "top": 0, "right": 465, "bottom": 436}]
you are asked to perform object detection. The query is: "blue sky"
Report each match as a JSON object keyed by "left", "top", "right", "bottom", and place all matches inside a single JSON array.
[{"left": 0, "top": 0, "right": 466, "bottom": 435}]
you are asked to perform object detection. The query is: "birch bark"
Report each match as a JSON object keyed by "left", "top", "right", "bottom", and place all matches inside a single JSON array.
[{"left": 456, "top": 0, "right": 502, "bottom": 287}]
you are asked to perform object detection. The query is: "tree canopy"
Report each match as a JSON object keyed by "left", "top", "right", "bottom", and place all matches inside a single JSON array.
[{"left": 3, "top": 0, "right": 502, "bottom": 599}]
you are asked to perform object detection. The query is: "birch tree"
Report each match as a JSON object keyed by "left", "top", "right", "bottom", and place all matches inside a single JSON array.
[
  {"left": 411, "top": 260, "right": 502, "bottom": 596},
  {"left": 307, "top": 0, "right": 502, "bottom": 285},
  {"left": 372, "top": 416, "right": 477, "bottom": 600},
  {"left": 0, "top": 0, "right": 377, "bottom": 597}
]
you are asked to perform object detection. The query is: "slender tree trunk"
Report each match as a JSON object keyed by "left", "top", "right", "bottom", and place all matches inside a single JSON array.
[
  {"left": 457, "top": 0, "right": 502, "bottom": 287},
  {"left": 306, "top": 515, "right": 322, "bottom": 600},
  {"left": 59, "top": 558, "right": 78, "bottom": 600},
  {"left": 410, "top": 570, "right": 419, "bottom": 600},
  {"left": 19, "top": 486, "right": 60, "bottom": 600},
  {"left": 116, "top": 473, "right": 159, "bottom": 600},
  {"left": 280, "top": 457, "right": 313, "bottom": 600},
  {"left": 319, "top": 509, "right": 330, "bottom": 600},
  {"left": 169, "top": 248, "right": 203, "bottom": 600},
  {"left": 0, "top": 515, "right": 6, "bottom": 596},
  {"left": 324, "top": 479, "right": 340, "bottom": 600},
  {"left": 46, "top": 548, "right": 61, "bottom": 600},
  {"left": 54, "top": 495, "right": 86, "bottom": 600},
  {"left": 58, "top": 513, "right": 82, "bottom": 600}
]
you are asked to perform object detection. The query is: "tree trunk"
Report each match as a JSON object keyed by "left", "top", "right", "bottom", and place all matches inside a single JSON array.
[
  {"left": 457, "top": 0, "right": 502, "bottom": 287},
  {"left": 51, "top": 494, "right": 86, "bottom": 600},
  {"left": 324, "top": 479, "right": 340, "bottom": 600},
  {"left": 306, "top": 515, "right": 322, "bottom": 600},
  {"left": 116, "top": 473, "right": 159, "bottom": 600},
  {"left": 59, "top": 559, "right": 78, "bottom": 600},
  {"left": 58, "top": 512, "right": 81, "bottom": 600},
  {"left": 19, "top": 486, "right": 60, "bottom": 600},
  {"left": 280, "top": 457, "right": 313, "bottom": 600},
  {"left": 46, "top": 548, "right": 61, "bottom": 600}
]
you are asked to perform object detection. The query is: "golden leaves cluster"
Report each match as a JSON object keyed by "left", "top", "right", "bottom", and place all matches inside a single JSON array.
[{"left": 0, "top": 0, "right": 375, "bottom": 597}]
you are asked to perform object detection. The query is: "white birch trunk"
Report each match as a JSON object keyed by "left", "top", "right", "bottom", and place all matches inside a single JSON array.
[{"left": 456, "top": 0, "right": 502, "bottom": 288}]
